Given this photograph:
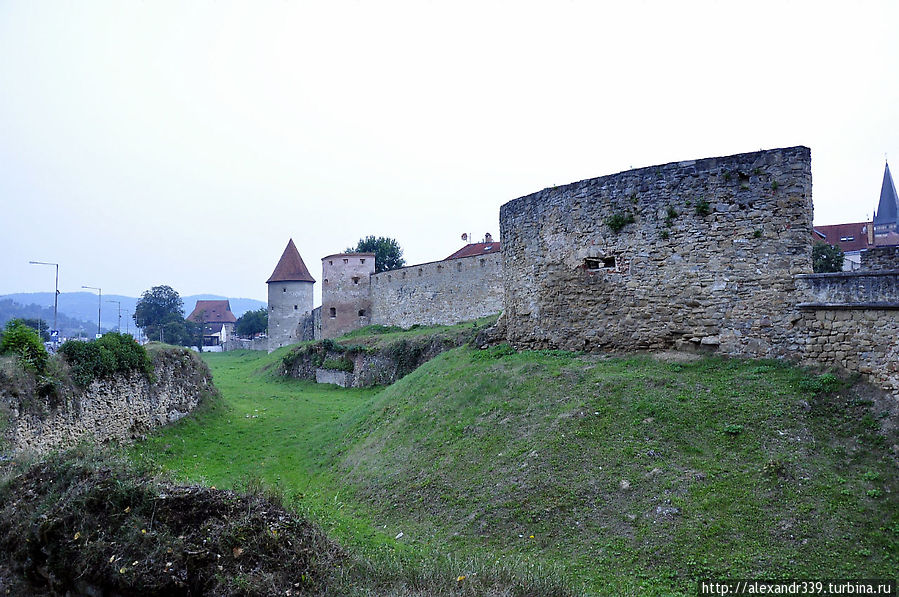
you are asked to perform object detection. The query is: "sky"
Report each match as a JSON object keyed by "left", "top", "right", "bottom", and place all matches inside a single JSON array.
[{"left": 2, "top": 1, "right": 897, "bottom": 307}]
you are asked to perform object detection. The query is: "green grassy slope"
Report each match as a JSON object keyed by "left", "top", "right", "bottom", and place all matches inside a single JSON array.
[{"left": 134, "top": 341, "right": 898, "bottom": 596}]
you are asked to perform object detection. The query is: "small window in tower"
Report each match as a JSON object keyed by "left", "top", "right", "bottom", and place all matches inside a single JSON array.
[
  {"left": 358, "top": 309, "right": 366, "bottom": 317},
  {"left": 418, "top": 268, "right": 423, "bottom": 276},
  {"left": 360, "top": 258, "right": 365, "bottom": 264},
  {"left": 282, "top": 287, "right": 286, "bottom": 292},
  {"left": 270, "top": 306, "right": 274, "bottom": 312},
  {"left": 329, "top": 307, "right": 336, "bottom": 318},
  {"left": 329, "top": 260, "right": 333, "bottom": 265},
  {"left": 343, "top": 258, "right": 348, "bottom": 264},
  {"left": 456, "top": 262, "right": 462, "bottom": 272},
  {"left": 324, "top": 278, "right": 329, "bottom": 284},
  {"left": 352, "top": 276, "right": 359, "bottom": 284},
  {"left": 294, "top": 305, "right": 298, "bottom": 310}
]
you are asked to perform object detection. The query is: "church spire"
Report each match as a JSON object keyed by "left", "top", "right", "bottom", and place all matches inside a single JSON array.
[{"left": 873, "top": 161, "right": 899, "bottom": 234}]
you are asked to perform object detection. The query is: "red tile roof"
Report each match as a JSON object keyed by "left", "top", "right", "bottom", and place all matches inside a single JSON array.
[
  {"left": 267, "top": 239, "right": 316, "bottom": 283},
  {"left": 812, "top": 222, "right": 872, "bottom": 252},
  {"left": 445, "top": 242, "right": 501, "bottom": 260},
  {"left": 187, "top": 300, "right": 237, "bottom": 323}
]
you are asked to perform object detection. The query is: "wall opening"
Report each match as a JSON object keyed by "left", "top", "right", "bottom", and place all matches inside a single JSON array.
[
  {"left": 343, "top": 258, "right": 349, "bottom": 264},
  {"left": 352, "top": 276, "right": 359, "bottom": 285},
  {"left": 358, "top": 309, "right": 366, "bottom": 317},
  {"left": 294, "top": 305, "right": 298, "bottom": 310},
  {"left": 329, "top": 307, "right": 336, "bottom": 318},
  {"left": 584, "top": 256, "right": 617, "bottom": 270},
  {"left": 456, "top": 262, "right": 462, "bottom": 272},
  {"left": 360, "top": 258, "right": 366, "bottom": 264},
  {"left": 282, "top": 287, "right": 286, "bottom": 292}
]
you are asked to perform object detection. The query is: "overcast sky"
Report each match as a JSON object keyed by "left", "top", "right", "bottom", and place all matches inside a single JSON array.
[{"left": 2, "top": 1, "right": 897, "bottom": 307}]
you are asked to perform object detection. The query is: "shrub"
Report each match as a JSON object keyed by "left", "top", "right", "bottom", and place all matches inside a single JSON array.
[
  {"left": 694, "top": 199, "right": 711, "bottom": 216},
  {"left": 0, "top": 319, "right": 48, "bottom": 374},
  {"left": 812, "top": 243, "right": 844, "bottom": 273},
  {"left": 321, "top": 357, "right": 354, "bottom": 372},
  {"left": 605, "top": 212, "right": 635, "bottom": 233},
  {"left": 59, "top": 333, "right": 152, "bottom": 387}
]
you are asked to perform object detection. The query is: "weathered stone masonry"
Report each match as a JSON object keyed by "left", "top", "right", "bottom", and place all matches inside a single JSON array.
[
  {"left": 500, "top": 146, "right": 813, "bottom": 357},
  {"left": 370, "top": 252, "right": 503, "bottom": 329}
]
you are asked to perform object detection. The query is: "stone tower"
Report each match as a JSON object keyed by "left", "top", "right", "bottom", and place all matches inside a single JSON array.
[
  {"left": 320, "top": 252, "right": 375, "bottom": 339},
  {"left": 267, "top": 239, "right": 315, "bottom": 351}
]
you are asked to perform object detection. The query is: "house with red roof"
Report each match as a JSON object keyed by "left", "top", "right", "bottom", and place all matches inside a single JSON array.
[{"left": 187, "top": 299, "right": 237, "bottom": 346}]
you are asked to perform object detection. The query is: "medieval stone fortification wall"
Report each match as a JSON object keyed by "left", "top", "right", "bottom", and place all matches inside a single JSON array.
[
  {"left": 321, "top": 253, "right": 375, "bottom": 339},
  {"left": 370, "top": 252, "right": 503, "bottom": 328},
  {"left": 861, "top": 246, "right": 899, "bottom": 271},
  {"left": 500, "top": 146, "right": 813, "bottom": 357},
  {"left": 1, "top": 348, "right": 215, "bottom": 455}
]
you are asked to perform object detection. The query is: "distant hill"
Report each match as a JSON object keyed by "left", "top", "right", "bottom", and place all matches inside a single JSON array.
[{"left": 0, "top": 293, "right": 265, "bottom": 335}]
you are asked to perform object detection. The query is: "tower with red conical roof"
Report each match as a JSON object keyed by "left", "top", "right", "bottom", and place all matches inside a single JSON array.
[{"left": 267, "top": 239, "right": 315, "bottom": 351}]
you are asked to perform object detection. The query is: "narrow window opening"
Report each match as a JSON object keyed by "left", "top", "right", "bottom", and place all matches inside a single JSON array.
[
  {"left": 343, "top": 258, "right": 349, "bottom": 264},
  {"left": 456, "top": 262, "right": 462, "bottom": 272},
  {"left": 480, "top": 259, "right": 486, "bottom": 267},
  {"left": 360, "top": 258, "right": 365, "bottom": 264},
  {"left": 294, "top": 305, "right": 298, "bottom": 310},
  {"left": 329, "top": 260, "right": 333, "bottom": 265},
  {"left": 329, "top": 307, "right": 336, "bottom": 318},
  {"left": 352, "top": 276, "right": 359, "bottom": 284},
  {"left": 324, "top": 278, "right": 329, "bottom": 284},
  {"left": 584, "top": 256, "right": 617, "bottom": 270},
  {"left": 358, "top": 309, "right": 365, "bottom": 317},
  {"left": 418, "top": 268, "right": 423, "bottom": 276},
  {"left": 282, "top": 287, "right": 286, "bottom": 292}
]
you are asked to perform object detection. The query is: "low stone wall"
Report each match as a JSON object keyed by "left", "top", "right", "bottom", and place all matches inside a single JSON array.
[
  {"left": 1, "top": 348, "right": 215, "bottom": 455},
  {"left": 795, "top": 271, "right": 899, "bottom": 306},
  {"left": 315, "top": 368, "right": 352, "bottom": 387},
  {"left": 370, "top": 252, "right": 503, "bottom": 328},
  {"left": 798, "top": 308, "right": 899, "bottom": 394},
  {"left": 861, "top": 246, "right": 899, "bottom": 270}
]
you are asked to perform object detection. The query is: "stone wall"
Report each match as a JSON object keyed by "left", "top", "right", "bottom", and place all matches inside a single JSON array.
[
  {"left": 321, "top": 253, "right": 375, "bottom": 339},
  {"left": 370, "top": 252, "right": 503, "bottom": 328},
  {"left": 797, "top": 308, "right": 899, "bottom": 394},
  {"left": 861, "top": 246, "right": 899, "bottom": 271},
  {"left": 499, "top": 146, "right": 813, "bottom": 357},
  {"left": 1, "top": 347, "right": 215, "bottom": 455},
  {"left": 268, "top": 280, "right": 314, "bottom": 351},
  {"left": 795, "top": 272, "right": 899, "bottom": 306}
]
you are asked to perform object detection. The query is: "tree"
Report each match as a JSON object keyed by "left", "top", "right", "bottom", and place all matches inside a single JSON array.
[
  {"left": 236, "top": 307, "right": 268, "bottom": 338},
  {"left": 134, "top": 285, "right": 185, "bottom": 342},
  {"left": 346, "top": 236, "right": 405, "bottom": 273},
  {"left": 812, "top": 243, "right": 844, "bottom": 273},
  {"left": 21, "top": 318, "right": 50, "bottom": 341}
]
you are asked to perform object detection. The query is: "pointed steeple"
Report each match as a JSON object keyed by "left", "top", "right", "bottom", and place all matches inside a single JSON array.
[
  {"left": 873, "top": 162, "right": 899, "bottom": 232},
  {"left": 267, "top": 239, "right": 316, "bottom": 283}
]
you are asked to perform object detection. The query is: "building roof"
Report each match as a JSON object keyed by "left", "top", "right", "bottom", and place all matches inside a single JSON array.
[
  {"left": 812, "top": 222, "right": 872, "bottom": 253},
  {"left": 267, "top": 239, "right": 316, "bottom": 283},
  {"left": 444, "top": 242, "right": 502, "bottom": 260},
  {"left": 187, "top": 300, "right": 237, "bottom": 324},
  {"left": 873, "top": 162, "right": 899, "bottom": 227}
]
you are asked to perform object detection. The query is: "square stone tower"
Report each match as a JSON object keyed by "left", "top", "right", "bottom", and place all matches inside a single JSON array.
[{"left": 321, "top": 252, "right": 375, "bottom": 339}]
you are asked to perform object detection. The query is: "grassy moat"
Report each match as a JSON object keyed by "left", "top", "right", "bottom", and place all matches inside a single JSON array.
[{"left": 124, "top": 325, "right": 897, "bottom": 595}]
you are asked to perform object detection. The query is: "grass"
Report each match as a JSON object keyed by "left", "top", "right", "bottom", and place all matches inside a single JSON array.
[{"left": 131, "top": 337, "right": 898, "bottom": 596}]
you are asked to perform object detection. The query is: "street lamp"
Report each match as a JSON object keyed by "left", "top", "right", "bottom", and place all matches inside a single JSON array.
[
  {"left": 82, "top": 286, "right": 101, "bottom": 337},
  {"left": 107, "top": 300, "right": 122, "bottom": 333},
  {"left": 29, "top": 261, "right": 59, "bottom": 342}
]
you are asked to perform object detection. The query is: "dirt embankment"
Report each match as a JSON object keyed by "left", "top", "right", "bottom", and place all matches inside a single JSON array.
[{"left": 0, "top": 447, "right": 342, "bottom": 596}]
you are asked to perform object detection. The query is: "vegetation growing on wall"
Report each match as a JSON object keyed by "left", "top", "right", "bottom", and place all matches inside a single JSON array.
[{"left": 58, "top": 332, "right": 153, "bottom": 387}]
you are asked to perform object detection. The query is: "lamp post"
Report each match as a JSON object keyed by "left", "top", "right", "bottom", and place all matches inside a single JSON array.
[
  {"left": 29, "top": 261, "right": 59, "bottom": 343},
  {"left": 82, "top": 286, "right": 101, "bottom": 337},
  {"left": 107, "top": 300, "right": 122, "bottom": 333}
]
